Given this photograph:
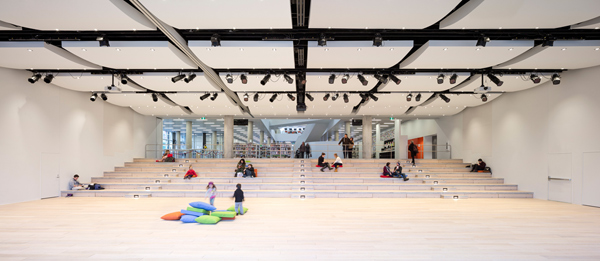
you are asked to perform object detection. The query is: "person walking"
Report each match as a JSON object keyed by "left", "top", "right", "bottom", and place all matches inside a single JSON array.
[
  {"left": 298, "top": 142, "right": 306, "bottom": 159},
  {"left": 348, "top": 137, "right": 354, "bottom": 159},
  {"left": 305, "top": 143, "right": 312, "bottom": 159},
  {"left": 338, "top": 134, "right": 352, "bottom": 158},
  {"left": 408, "top": 141, "right": 419, "bottom": 166}
]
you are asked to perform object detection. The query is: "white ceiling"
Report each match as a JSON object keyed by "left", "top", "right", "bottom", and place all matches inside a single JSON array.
[
  {"left": 245, "top": 93, "right": 298, "bottom": 117},
  {"left": 307, "top": 41, "right": 413, "bottom": 69},
  {"left": 128, "top": 72, "right": 216, "bottom": 92},
  {"left": 220, "top": 73, "right": 296, "bottom": 92},
  {"left": 51, "top": 73, "right": 143, "bottom": 92},
  {"left": 305, "top": 73, "right": 377, "bottom": 92},
  {"left": 379, "top": 73, "right": 470, "bottom": 92},
  {"left": 440, "top": 0, "right": 600, "bottom": 29},
  {"left": 189, "top": 41, "right": 295, "bottom": 69},
  {"left": 451, "top": 74, "right": 550, "bottom": 93},
  {"left": 139, "top": 0, "right": 292, "bottom": 29},
  {"left": 106, "top": 93, "right": 188, "bottom": 117},
  {"left": 165, "top": 93, "right": 244, "bottom": 117},
  {"left": 304, "top": 93, "right": 364, "bottom": 117},
  {"left": 495, "top": 41, "right": 600, "bottom": 70},
  {"left": 409, "top": 93, "right": 501, "bottom": 117},
  {"left": 0, "top": 42, "right": 100, "bottom": 70},
  {"left": 0, "top": 0, "right": 155, "bottom": 31},
  {"left": 571, "top": 16, "right": 600, "bottom": 29},
  {"left": 309, "top": 0, "right": 462, "bottom": 29},
  {"left": 62, "top": 41, "right": 197, "bottom": 70},
  {"left": 399, "top": 40, "right": 534, "bottom": 69},
  {"left": 0, "top": 20, "right": 20, "bottom": 30},
  {"left": 357, "top": 93, "right": 433, "bottom": 117}
]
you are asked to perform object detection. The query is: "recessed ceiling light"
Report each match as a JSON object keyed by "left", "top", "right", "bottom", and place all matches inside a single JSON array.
[
  {"left": 443, "top": 48, "right": 448, "bottom": 51},
  {"left": 389, "top": 48, "right": 394, "bottom": 51},
  {"left": 357, "top": 48, "right": 361, "bottom": 51},
  {"left": 561, "top": 48, "right": 567, "bottom": 51},
  {"left": 595, "top": 48, "right": 599, "bottom": 51},
  {"left": 476, "top": 48, "right": 480, "bottom": 51},
  {"left": 206, "top": 48, "right": 211, "bottom": 51},
  {"left": 508, "top": 48, "right": 513, "bottom": 51},
  {"left": 535, "top": 27, "right": 539, "bottom": 29},
  {"left": 239, "top": 48, "right": 244, "bottom": 51},
  {"left": 272, "top": 48, "right": 277, "bottom": 51},
  {"left": 324, "top": 48, "right": 329, "bottom": 51},
  {"left": 150, "top": 48, "right": 155, "bottom": 51},
  {"left": 27, "top": 49, "right": 32, "bottom": 52},
  {"left": 116, "top": 48, "right": 121, "bottom": 51},
  {"left": 499, "top": 27, "right": 502, "bottom": 29}
]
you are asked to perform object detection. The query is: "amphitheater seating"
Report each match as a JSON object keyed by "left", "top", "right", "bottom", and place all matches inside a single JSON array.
[{"left": 61, "top": 158, "right": 533, "bottom": 198}]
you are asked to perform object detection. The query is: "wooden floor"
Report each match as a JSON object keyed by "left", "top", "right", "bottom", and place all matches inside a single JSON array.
[{"left": 1, "top": 198, "right": 599, "bottom": 260}]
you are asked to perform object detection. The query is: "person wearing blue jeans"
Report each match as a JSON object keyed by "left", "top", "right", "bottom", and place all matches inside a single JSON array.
[
  {"left": 232, "top": 183, "right": 245, "bottom": 215},
  {"left": 394, "top": 162, "right": 409, "bottom": 181}
]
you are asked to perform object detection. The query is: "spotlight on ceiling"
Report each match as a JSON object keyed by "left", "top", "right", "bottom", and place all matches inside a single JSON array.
[
  {"left": 341, "top": 74, "right": 349, "bottom": 84},
  {"left": 368, "top": 93, "right": 378, "bottom": 102},
  {"left": 305, "top": 93, "right": 314, "bottom": 102},
  {"left": 260, "top": 74, "right": 271, "bottom": 85},
  {"left": 343, "top": 93, "right": 349, "bottom": 103},
  {"left": 318, "top": 33, "right": 327, "bottom": 46},
  {"left": 407, "top": 93, "right": 413, "bottom": 102},
  {"left": 28, "top": 74, "right": 41, "bottom": 84},
  {"left": 415, "top": 93, "right": 422, "bottom": 102},
  {"left": 211, "top": 33, "right": 221, "bottom": 47},
  {"left": 359, "top": 93, "right": 369, "bottom": 102},
  {"left": 90, "top": 93, "right": 98, "bottom": 102},
  {"left": 120, "top": 74, "right": 128, "bottom": 85},
  {"left": 298, "top": 74, "right": 307, "bottom": 84},
  {"left": 487, "top": 74, "right": 503, "bottom": 86},
  {"left": 323, "top": 93, "right": 330, "bottom": 101},
  {"left": 287, "top": 93, "right": 296, "bottom": 101},
  {"left": 240, "top": 74, "right": 247, "bottom": 84},
  {"left": 476, "top": 36, "right": 490, "bottom": 47},
  {"left": 352, "top": 105, "right": 360, "bottom": 114},
  {"left": 100, "top": 93, "right": 107, "bottom": 101},
  {"left": 253, "top": 93, "right": 259, "bottom": 102},
  {"left": 328, "top": 74, "right": 335, "bottom": 84},
  {"left": 389, "top": 74, "right": 401, "bottom": 85},
  {"left": 542, "top": 39, "right": 554, "bottom": 47},
  {"left": 43, "top": 74, "right": 54, "bottom": 84},
  {"left": 373, "top": 33, "right": 383, "bottom": 47},
  {"left": 226, "top": 74, "right": 233, "bottom": 84},
  {"left": 374, "top": 74, "right": 388, "bottom": 84},
  {"left": 357, "top": 74, "right": 368, "bottom": 86},
  {"left": 437, "top": 74, "right": 444, "bottom": 84},
  {"left": 530, "top": 74, "right": 541, "bottom": 84},
  {"left": 200, "top": 93, "right": 210, "bottom": 100},
  {"left": 184, "top": 73, "right": 196, "bottom": 83},
  {"left": 171, "top": 74, "right": 185, "bottom": 83},
  {"left": 284, "top": 74, "right": 294, "bottom": 84},
  {"left": 243, "top": 93, "right": 249, "bottom": 102},
  {"left": 449, "top": 74, "right": 458, "bottom": 84},
  {"left": 269, "top": 93, "right": 278, "bottom": 103},
  {"left": 551, "top": 74, "right": 561, "bottom": 85},
  {"left": 331, "top": 93, "right": 339, "bottom": 101},
  {"left": 152, "top": 93, "right": 158, "bottom": 102},
  {"left": 210, "top": 93, "right": 218, "bottom": 101},
  {"left": 439, "top": 94, "right": 450, "bottom": 103},
  {"left": 481, "top": 94, "right": 488, "bottom": 102},
  {"left": 98, "top": 39, "right": 110, "bottom": 47}
]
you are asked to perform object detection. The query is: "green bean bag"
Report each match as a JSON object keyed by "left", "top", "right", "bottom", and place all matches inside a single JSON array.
[
  {"left": 227, "top": 205, "right": 248, "bottom": 214},
  {"left": 210, "top": 211, "right": 236, "bottom": 218},
  {"left": 195, "top": 215, "right": 221, "bottom": 224}
]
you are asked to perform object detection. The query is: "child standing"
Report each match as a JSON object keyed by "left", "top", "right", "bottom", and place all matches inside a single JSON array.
[
  {"left": 205, "top": 182, "right": 217, "bottom": 206},
  {"left": 184, "top": 165, "right": 197, "bottom": 180},
  {"left": 232, "top": 183, "right": 244, "bottom": 215}
]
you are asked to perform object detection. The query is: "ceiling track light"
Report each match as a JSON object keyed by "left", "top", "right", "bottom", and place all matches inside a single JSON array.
[
  {"left": 481, "top": 94, "right": 488, "bottom": 102},
  {"left": 449, "top": 74, "right": 458, "bottom": 84},
  {"left": 343, "top": 93, "right": 349, "bottom": 103},
  {"left": 373, "top": 33, "right": 383, "bottom": 47},
  {"left": 283, "top": 74, "right": 294, "bottom": 84},
  {"left": 323, "top": 93, "right": 330, "bottom": 101},
  {"left": 357, "top": 74, "right": 368, "bottom": 86},
  {"left": 341, "top": 74, "right": 349, "bottom": 84},
  {"left": 487, "top": 73, "right": 503, "bottom": 86},
  {"left": 287, "top": 93, "right": 296, "bottom": 101},
  {"left": 240, "top": 74, "right": 247, "bottom": 84},
  {"left": 90, "top": 93, "right": 98, "bottom": 102},
  {"left": 530, "top": 74, "right": 541, "bottom": 84},
  {"left": 351, "top": 105, "right": 360, "bottom": 114},
  {"left": 367, "top": 93, "right": 378, "bottom": 102},
  {"left": 210, "top": 93, "right": 218, "bottom": 101},
  {"left": 439, "top": 94, "right": 450, "bottom": 103},
  {"left": 542, "top": 38, "right": 555, "bottom": 47},
  {"left": 171, "top": 74, "right": 185, "bottom": 83},
  {"left": 318, "top": 33, "right": 327, "bottom": 47},
  {"left": 407, "top": 93, "right": 413, "bottom": 102},
  {"left": 100, "top": 93, "right": 108, "bottom": 101},
  {"left": 152, "top": 93, "right": 158, "bottom": 102},
  {"left": 243, "top": 93, "right": 249, "bottom": 102},
  {"left": 184, "top": 73, "right": 196, "bottom": 83},
  {"left": 253, "top": 93, "right": 259, "bottom": 102},
  {"left": 211, "top": 33, "right": 221, "bottom": 47},
  {"left": 359, "top": 93, "right": 369, "bottom": 102},
  {"left": 297, "top": 74, "right": 307, "bottom": 85},
  {"left": 374, "top": 74, "right": 388, "bottom": 84},
  {"left": 269, "top": 93, "right": 278, "bottom": 103},
  {"left": 437, "top": 74, "right": 444, "bottom": 84},
  {"left": 328, "top": 74, "right": 335, "bottom": 84},
  {"left": 200, "top": 93, "right": 210, "bottom": 100},
  {"left": 120, "top": 74, "right": 128, "bottom": 85},
  {"left": 28, "top": 73, "right": 41, "bottom": 84},
  {"left": 305, "top": 93, "right": 314, "bottom": 102},
  {"left": 43, "top": 74, "right": 54, "bottom": 84},
  {"left": 260, "top": 74, "right": 271, "bottom": 85},
  {"left": 389, "top": 74, "right": 401, "bottom": 85},
  {"left": 551, "top": 74, "right": 561, "bottom": 85},
  {"left": 476, "top": 36, "right": 490, "bottom": 47},
  {"left": 415, "top": 93, "right": 422, "bottom": 102},
  {"left": 226, "top": 74, "right": 233, "bottom": 84},
  {"left": 331, "top": 93, "right": 339, "bottom": 101}
]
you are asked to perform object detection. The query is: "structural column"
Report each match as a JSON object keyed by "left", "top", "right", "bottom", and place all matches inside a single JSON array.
[
  {"left": 224, "top": 116, "right": 234, "bottom": 158},
  {"left": 185, "top": 121, "right": 192, "bottom": 158},
  {"left": 376, "top": 123, "right": 382, "bottom": 159},
  {"left": 345, "top": 121, "right": 352, "bottom": 137},
  {"left": 394, "top": 119, "right": 402, "bottom": 160},
  {"left": 362, "top": 116, "right": 373, "bottom": 159},
  {"left": 259, "top": 130, "right": 264, "bottom": 145},
  {"left": 247, "top": 121, "right": 254, "bottom": 143},
  {"left": 335, "top": 131, "right": 340, "bottom": 141},
  {"left": 175, "top": 131, "right": 181, "bottom": 157},
  {"left": 212, "top": 131, "right": 217, "bottom": 150}
]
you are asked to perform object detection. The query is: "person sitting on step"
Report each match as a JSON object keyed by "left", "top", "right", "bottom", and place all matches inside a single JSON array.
[
  {"left": 184, "top": 165, "right": 197, "bottom": 179},
  {"left": 470, "top": 159, "right": 486, "bottom": 172},
  {"left": 393, "top": 161, "right": 409, "bottom": 181},
  {"left": 332, "top": 153, "right": 343, "bottom": 172},
  {"left": 234, "top": 159, "right": 246, "bottom": 177},
  {"left": 244, "top": 164, "right": 255, "bottom": 178},
  {"left": 159, "top": 150, "right": 175, "bottom": 162},
  {"left": 318, "top": 153, "right": 332, "bottom": 172},
  {"left": 68, "top": 174, "right": 88, "bottom": 190},
  {"left": 383, "top": 162, "right": 393, "bottom": 177}
]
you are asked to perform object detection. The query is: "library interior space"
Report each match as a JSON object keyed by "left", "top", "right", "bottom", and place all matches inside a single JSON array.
[{"left": 1, "top": 0, "right": 600, "bottom": 260}]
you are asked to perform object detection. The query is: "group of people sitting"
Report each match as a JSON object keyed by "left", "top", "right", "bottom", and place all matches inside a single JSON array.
[
  {"left": 158, "top": 150, "right": 175, "bottom": 162},
  {"left": 382, "top": 162, "right": 410, "bottom": 181},
  {"left": 234, "top": 159, "right": 256, "bottom": 178},
  {"left": 317, "top": 153, "right": 343, "bottom": 172}
]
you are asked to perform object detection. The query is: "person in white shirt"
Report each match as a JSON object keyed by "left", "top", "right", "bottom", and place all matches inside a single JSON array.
[
  {"left": 68, "top": 174, "right": 87, "bottom": 190},
  {"left": 332, "top": 153, "right": 343, "bottom": 172}
]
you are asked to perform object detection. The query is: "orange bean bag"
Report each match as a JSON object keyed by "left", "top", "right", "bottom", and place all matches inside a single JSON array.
[{"left": 161, "top": 211, "right": 184, "bottom": 220}]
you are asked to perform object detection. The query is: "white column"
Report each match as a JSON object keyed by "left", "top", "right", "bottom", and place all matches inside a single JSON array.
[
  {"left": 362, "top": 116, "right": 373, "bottom": 159},
  {"left": 375, "top": 123, "right": 381, "bottom": 159},
  {"left": 175, "top": 131, "right": 181, "bottom": 149},
  {"left": 394, "top": 119, "right": 402, "bottom": 160},
  {"left": 185, "top": 121, "right": 192, "bottom": 150},
  {"left": 335, "top": 131, "right": 340, "bottom": 141},
  {"left": 259, "top": 131, "right": 264, "bottom": 145},
  {"left": 247, "top": 121, "right": 254, "bottom": 143},
  {"left": 224, "top": 116, "right": 234, "bottom": 158},
  {"left": 345, "top": 121, "right": 351, "bottom": 137},
  {"left": 212, "top": 131, "right": 217, "bottom": 150}
]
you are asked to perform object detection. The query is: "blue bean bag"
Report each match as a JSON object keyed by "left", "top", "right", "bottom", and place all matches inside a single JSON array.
[
  {"left": 181, "top": 209, "right": 205, "bottom": 216},
  {"left": 189, "top": 201, "right": 217, "bottom": 211},
  {"left": 180, "top": 215, "right": 198, "bottom": 223}
]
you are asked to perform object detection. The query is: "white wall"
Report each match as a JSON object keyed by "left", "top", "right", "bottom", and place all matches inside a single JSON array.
[{"left": 0, "top": 68, "right": 159, "bottom": 205}]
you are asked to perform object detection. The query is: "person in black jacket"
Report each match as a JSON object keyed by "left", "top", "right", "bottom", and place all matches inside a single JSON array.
[
  {"left": 470, "top": 159, "right": 487, "bottom": 172},
  {"left": 338, "top": 134, "right": 352, "bottom": 158},
  {"left": 408, "top": 141, "right": 418, "bottom": 166},
  {"left": 305, "top": 143, "right": 311, "bottom": 158},
  {"left": 232, "top": 183, "right": 245, "bottom": 215},
  {"left": 298, "top": 142, "right": 306, "bottom": 158},
  {"left": 318, "top": 152, "right": 333, "bottom": 172}
]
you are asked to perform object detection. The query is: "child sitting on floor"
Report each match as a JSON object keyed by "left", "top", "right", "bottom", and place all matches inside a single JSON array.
[{"left": 184, "top": 165, "right": 197, "bottom": 180}]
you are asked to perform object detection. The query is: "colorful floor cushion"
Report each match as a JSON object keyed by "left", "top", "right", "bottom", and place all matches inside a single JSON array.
[
  {"left": 161, "top": 211, "right": 184, "bottom": 220},
  {"left": 227, "top": 205, "right": 248, "bottom": 214},
  {"left": 180, "top": 215, "right": 199, "bottom": 223},
  {"left": 221, "top": 217, "right": 235, "bottom": 220},
  {"left": 187, "top": 207, "right": 210, "bottom": 214},
  {"left": 210, "top": 211, "right": 236, "bottom": 218},
  {"left": 195, "top": 215, "right": 221, "bottom": 224},
  {"left": 189, "top": 201, "right": 217, "bottom": 211},
  {"left": 380, "top": 175, "right": 394, "bottom": 178},
  {"left": 181, "top": 209, "right": 205, "bottom": 216}
]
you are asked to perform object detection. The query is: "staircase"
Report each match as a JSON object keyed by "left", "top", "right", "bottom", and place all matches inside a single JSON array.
[{"left": 62, "top": 158, "right": 533, "bottom": 198}]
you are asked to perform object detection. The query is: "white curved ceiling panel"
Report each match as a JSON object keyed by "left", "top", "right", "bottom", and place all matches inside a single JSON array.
[
  {"left": 0, "top": 42, "right": 100, "bottom": 70},
  {"left": 440, "top": 0, "right": 600, "bottom": 29},
  {"left": 494, "top": 41, "right": 600, "bottom": 70},
  {"left": 451, "top": 74, "right": 550, "bottom": 93},
  {"left": 62, "top": 41, "right": 196, "bottom": 70},
  {"left": 0, "top": 20, "right": 21, "bottom": 30},
  {"left": 106, "top": 93, "right": 187, "bottom": 117},
  {"left": 128, "top": 72, "right": 216, "bottom": 92},
  {"left": 0, "top": 0, "right": 155, "bottom": 31},
  {"left": 305, "top": 73, "right": 377, "bottom": 92},
  {"left": 409, "top": 93, "right": 501, "bottom": 117},
  {"left": 307, "top": 41, "right": 413, "bottom": 69},
  {"left": 304, "top": 92, "right": 364, "bottom": 117},
  {"left": 357, "top": 93, "right": 433, "bottom": 117},
  {"left": 309, "top": 0, "right": 462, "bottom": 29},
  {"left": 245, "top": 93, "right": 298, "bottom": 117},
  {"left": 219, "top": 73, "right": 296, "bottom": 92},
  {"left": 189, "top": 41, "right": 295, "bottom": 69},
  {"left": 51, "top": 74, "right": 143, "bottom": 92},
  {"left": 571, "top": 16, "right": 600, "bottom": 29},
  {"left": 399, "top": 40, "right": 534, "bottom": 69},
  {"left": 165, "top": 94, "right": 244, "bottom": 117},
  {"left": 139, "top": 0, "right": 292, "bottom": 29},
  {"left": 379, "top": 73, "right": 469, "bottom": 92}
]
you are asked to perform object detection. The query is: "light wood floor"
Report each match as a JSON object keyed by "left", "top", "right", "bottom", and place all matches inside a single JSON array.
[{"left": 1, "top": 197, "right": 599, "bottom": 260}]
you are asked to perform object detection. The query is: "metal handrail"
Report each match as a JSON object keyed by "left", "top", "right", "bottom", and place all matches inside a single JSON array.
[{"left": 548, "top": 176, "right": 572, "bottom": 181}]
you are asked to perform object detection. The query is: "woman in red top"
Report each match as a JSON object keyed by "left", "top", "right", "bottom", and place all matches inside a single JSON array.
[{"left": 184, "top": 165, "right": 197, "bottom": 179}]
